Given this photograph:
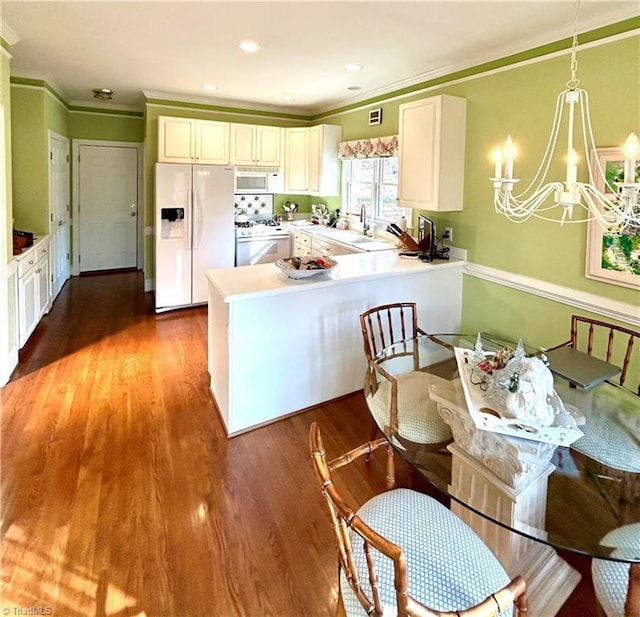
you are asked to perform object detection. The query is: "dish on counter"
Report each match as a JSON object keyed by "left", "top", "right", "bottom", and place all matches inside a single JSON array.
[{"left": 275, "top": 256, "right": 337, "bottom": 279}]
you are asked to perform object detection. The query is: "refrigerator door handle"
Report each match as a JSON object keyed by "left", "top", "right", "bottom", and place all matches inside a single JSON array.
[{"left": 193, "top": 185, "right": 203, "bottom": 250}]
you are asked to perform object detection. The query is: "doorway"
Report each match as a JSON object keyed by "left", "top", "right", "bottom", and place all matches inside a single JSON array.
[
  {"left": 48, "top": 131, "right": 70, "bottom": 299},
  {"left": 72, "top": 140, "right": 143, "bottom": 274}
]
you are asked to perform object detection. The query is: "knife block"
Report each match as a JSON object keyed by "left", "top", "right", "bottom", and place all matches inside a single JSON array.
[{"left": 398, "top": 231, "right": 421, "bottom": 251}]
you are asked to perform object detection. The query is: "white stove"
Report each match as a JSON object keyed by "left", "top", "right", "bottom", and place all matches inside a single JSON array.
[{"left": 234, "top": 193, "right": 291, "bottom": 266}]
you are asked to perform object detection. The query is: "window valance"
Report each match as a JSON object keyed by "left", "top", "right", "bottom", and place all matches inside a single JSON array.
[{"left": 338, "top": 135, "right": 398, "bottom": 160}]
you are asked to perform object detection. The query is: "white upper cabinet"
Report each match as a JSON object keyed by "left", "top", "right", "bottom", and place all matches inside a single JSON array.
[
  {"left": 284, "top": 124, "right": 341, "bottom": 196},
  {"left": 397, "top": 95, "right": 466, "bottom": 211},
  {"left": 158, "top": 116, "right": 230, "bottom": 165},
  {"left": 284, "top": 127, "right": 310, "bottom": 194},
  {"left": 230, "top": 124, "right": 282, "bottom": 167}
]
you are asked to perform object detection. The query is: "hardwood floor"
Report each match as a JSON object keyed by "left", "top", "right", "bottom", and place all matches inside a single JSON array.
[{"left": 1, "top": 272, "right": 598, "bottom": 616}]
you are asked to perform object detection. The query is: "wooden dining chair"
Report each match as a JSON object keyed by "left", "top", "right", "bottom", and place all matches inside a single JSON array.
[
  {"left": 549, "top": 315, "right": 639, "bottom": 395},
  {"left": 309, "top": 422, "right": 528, "bottom": 617},
  {"left": 359, "top": 303, "right": 453, "bottom": 451}
]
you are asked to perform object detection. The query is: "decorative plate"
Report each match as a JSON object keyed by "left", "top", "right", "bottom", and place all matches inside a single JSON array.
[{"left": 275, "top": 256, "right": 337, "bottom": 279}]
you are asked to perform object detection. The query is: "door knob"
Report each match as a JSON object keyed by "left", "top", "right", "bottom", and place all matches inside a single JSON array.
[
  {"left": 131, "top": 212, "right": 136, "bottom": 217},
  {"left": 58, "top": 220, "right": 64, "bottom": 226}
]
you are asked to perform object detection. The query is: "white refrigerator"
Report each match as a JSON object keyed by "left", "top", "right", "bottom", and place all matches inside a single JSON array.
[{"left": 155, "top": 163, "right": 234, "bottom": 312}]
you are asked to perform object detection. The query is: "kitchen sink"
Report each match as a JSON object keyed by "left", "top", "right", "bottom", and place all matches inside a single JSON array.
[
  {"left": 329, "top": 230, "right": 370, "bottom": 243},
  {"left": 310, "top": 226, "right": 397, "bottom": 252}
]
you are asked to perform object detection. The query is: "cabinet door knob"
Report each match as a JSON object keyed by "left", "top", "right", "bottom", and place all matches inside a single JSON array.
[{"left": 131, "top": 212, "right": 136, "bottom": 217}]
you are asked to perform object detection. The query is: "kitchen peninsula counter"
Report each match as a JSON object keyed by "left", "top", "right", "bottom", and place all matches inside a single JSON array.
[
  {"left": 207, "top": 251, "right": 463, "bottom": 301},
  {"left": 206, "top": 252, "right": 464, "bottom": 436}
]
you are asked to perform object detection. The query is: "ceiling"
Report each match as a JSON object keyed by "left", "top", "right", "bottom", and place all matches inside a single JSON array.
[{"left": 1, "top": 1, "right": 638, "bottom": 116}]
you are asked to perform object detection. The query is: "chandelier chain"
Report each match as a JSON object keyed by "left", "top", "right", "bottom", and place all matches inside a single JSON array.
[{"left": 567, "top": 0, "right": 580, "bottom": 90}]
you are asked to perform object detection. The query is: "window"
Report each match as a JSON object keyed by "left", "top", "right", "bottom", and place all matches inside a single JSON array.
[{"left": 343, "top": 157, "right": 408, "bottom": 222}]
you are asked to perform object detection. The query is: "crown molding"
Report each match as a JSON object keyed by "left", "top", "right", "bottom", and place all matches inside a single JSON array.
[
  {"left": 143, "top": 90, "right": 310, "bottom": 119},
  {"left": 68, "top": 99, "right": 143, "bottom": 115},
  {"left": 0, "top": 19, "right": 19, "bottom": 47}
]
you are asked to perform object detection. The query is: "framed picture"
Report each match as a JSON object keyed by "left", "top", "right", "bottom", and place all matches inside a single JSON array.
[{"left": 585, "top": 147, "right": 640, "bottom": 290}]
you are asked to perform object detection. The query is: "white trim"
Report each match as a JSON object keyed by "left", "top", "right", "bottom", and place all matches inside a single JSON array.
[
  {"left": 317, "top": 29, "right": 639, "bottom": 120},
  {"left": 71, "top": 139, "right": 144, "bottom": 276},
  {"left": 143, "top": 90, "right": 310, "bottom": 118},
  {"left": 464, "top": 263, "right": 640, "bottom": 327},
  {"left": 0, "top": 19, "right": 20, "bottom": 46},
  {"left": 3, "top": 260, "right": 19, "bottom": 385},
  {"left": 48, "top": 130, "right": 70, "bottom": 301},
  {"left": 68, "top": 101, "right": 142, "bottom": 114}
]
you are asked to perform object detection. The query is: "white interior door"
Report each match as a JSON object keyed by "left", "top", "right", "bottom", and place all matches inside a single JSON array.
[
  {"left": 49, "top": 131, "right": 70, "bottom": 299},
  {"left": 78, "top": 144, "right": 138, "bottom": 272}
]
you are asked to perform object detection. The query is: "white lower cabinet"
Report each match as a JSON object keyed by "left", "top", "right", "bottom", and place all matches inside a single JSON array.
[
  {"left": 310, "top": 235, "right": 355, "bottom": 258},
  {"left": 292, "top": 229, "right": 312, "bottom": 256},
  {"left": 16, "top": 237, "right": 51, "bottom": 348},
  {"left": 292, "top": 229, "right": 359, "bottom": 258}
]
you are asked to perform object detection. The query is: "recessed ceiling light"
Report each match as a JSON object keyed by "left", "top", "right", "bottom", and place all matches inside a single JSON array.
[
  {"left": 239, "top": 40, "right": 260, "bottom": 53},
  {"left": 202, "top": 84, "right": 217, "bottom": 92},
  {"left": 282, "top": 95, "right": 295, "bottom": 102},
  {"left": 347, "top": 86, "right": 362, "bottom": 91},
  {"left": 345, "top": 64, "right": 363, "bottom": 72}
]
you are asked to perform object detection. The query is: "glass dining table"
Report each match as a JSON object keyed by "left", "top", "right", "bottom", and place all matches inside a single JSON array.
[{"left": 364, "top": 332, "right": 640, "bottom": 617}]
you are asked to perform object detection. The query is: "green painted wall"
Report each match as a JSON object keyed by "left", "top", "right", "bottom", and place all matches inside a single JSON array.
[
  {"left": 11, "top": 82, "right": 144, "bottom": 237},
  {"left": 10, "top": 86, "right": 49, "bottom": 234},
  {"left": 69, "top": 110, "right": 144, "bottom": 142},
  {"left": 2, "top": 53, "right": 11, "bottom": 261},
  {"left": 322, "top": 35, "right": 639, "bottom": 349}
]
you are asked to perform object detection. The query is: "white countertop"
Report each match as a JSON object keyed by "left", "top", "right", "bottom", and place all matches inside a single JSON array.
[
  {"left": 206, "top": 251, "right": 464, "bottom": 302},
  {"left": 12, "top": 235, "right": 49, "bottom": 261}
]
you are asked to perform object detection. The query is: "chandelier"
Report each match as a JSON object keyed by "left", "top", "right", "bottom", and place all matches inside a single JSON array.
[{"left": 491, "top": 2, "right": 639, "bottom": 234}]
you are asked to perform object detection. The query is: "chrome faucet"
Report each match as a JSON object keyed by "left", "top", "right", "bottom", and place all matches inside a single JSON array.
[{"left": 360, "top": 204, "right": 370, "bottom": 236}]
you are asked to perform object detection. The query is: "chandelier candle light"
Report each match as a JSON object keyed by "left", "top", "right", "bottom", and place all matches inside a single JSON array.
[{"left": 491, "top": 1, "right": 639, "bottom": 233}]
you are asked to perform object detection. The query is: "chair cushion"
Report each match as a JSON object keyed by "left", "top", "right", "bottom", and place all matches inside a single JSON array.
[
  {"left": 571, "top": 385, "right": 640, "bottom": 473},
  {"left": 368, "top": 372, "right": 452, "bottom": 445},
  {"left": 592, "top": 523, "right": 640, "bottom": 617},
  {"left": 340, "top": 488, "right": 513, "bottom": 617}
]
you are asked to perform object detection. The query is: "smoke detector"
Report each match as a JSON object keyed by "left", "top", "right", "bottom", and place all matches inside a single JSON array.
[{"left": 92, "top": 88, "right": 113, "bottom": 101}]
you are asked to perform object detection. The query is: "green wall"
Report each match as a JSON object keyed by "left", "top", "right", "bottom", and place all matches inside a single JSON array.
[
  {"left": 1, "top": 51, "right": 11, "bottom": 262},
  {"left": 69, "top": 109, "right": 144, "bottom": 142},
  {"left": 10, "top": 81, "right": 144, "bottom": 239},
  {"left": 11, "top": 87, "right": 48, "bottom": 233},
  {"left": 321, "top": 34, "right": 639, "bottom": 349}
]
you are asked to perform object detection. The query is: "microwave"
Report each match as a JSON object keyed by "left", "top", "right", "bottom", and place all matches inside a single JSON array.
[{"left": 234, "top": 167, "right": 283, "bottom": 194}]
